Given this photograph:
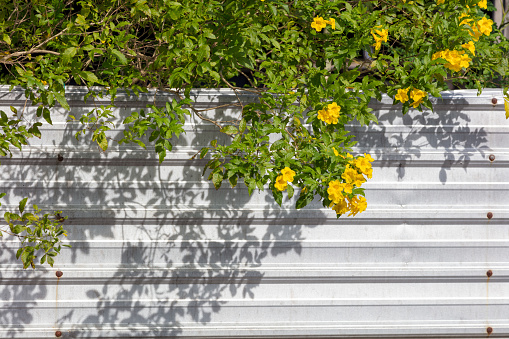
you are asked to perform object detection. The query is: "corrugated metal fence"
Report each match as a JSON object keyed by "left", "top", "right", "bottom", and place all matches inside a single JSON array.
[{"left": 0, "top": 86, "right": 508, "bottom": 338}]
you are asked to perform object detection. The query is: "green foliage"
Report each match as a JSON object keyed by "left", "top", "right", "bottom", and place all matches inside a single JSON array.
[
  {"left": 0, "top": 0, "right": 509, "bottom": 265},
  {"left": 0, "top": 197, "right": 70, "bottom": 269}
]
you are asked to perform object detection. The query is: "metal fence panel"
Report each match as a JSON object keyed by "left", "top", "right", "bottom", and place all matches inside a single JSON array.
[{"left": 0, "top": 86, "right": 507, "bottom": 338}]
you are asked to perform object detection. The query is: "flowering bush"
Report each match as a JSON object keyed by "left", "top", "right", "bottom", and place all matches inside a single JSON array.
[{"left": 0, "top": 0, "right": 509, "bottom": 265}]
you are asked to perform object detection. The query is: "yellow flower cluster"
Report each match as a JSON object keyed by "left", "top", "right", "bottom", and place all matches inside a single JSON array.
[
  {"left": 327, "top": 153, "right": 373, "bottom": 216},
  {"left": 432, "top": 49, "right": 472, "bottom": 72},
  {"left": 476, "top": 0, "right": 487, "bottom": 9},
  {"left": 371, "top": 26, "right": 388, "bottom": 51},
  {"left": 394, "top": 88, "right": 427, "bottom": 108},
  {"left": 460, "top": 13, "right": 493, "bottom": 41},
  {"left": 461, "top": 41, "right": 475, "bottom": 55},
  {"left": 274, "top": 167, "right": 296, "bottom": 191},
  {"left": 311, "top": 17, "right": 335, "bottom": 32},
  {"left": 317, "top": 102, "right": 341, "bottom": 125}
]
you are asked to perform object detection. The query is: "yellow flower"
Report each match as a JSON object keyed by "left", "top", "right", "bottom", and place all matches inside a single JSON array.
[
  {"left": 410, "top": 88, "right": 426, "bottom": 102},
  {"left": 433, "top": 49, "right": 471, "bottom": 72},
  {"left": 311, "top": 17, "right": 327, "bottom": 32},
  {"left": 41, "top": 80, "right": 47, "bottom": 85},
  {"left": 333, "top": 147, "right": 339, "bottom": 156},
  {"left": 436, "top": 0, "right": 445, "bottom": 4},
  {"left": 327, "top": 180, "right": 344, "bottom": 204},
  {"left": 352, "top": 172, "right": 366, "bottom": 187},
  {"left": 331, "top": 199, "right": 348, "bottom": 215},
  {"left": 371, "top": 26, "right": 388, "bottom": 51},
  {"left": 327, "top": 102, "right": 340, "bottom": 116},
  {"left": 326, "top": 18, "right": 336, "bottom": 30},
  {"left": 274, "top": 175, "right": 287, "bottom": 191},
  {"left": 347, "top": 196, "right": 367, "bottom": 216},
  {"left": 353, "top": 154, "right": 374, "bottom": 179},
  {"left": 459, "top": 13, "right": 473, "bottom": 26},
  {"left": 461, "top": 41, "right": 475, "bottom": 55},
  {"left": 477, "top": 17, "right": 493, "bottom": 36},
  {"left": 317, "top": 102, "right": 341, "bottom": 124},
  {"left": 341, "top": 165, "right": 358, "bottom": 184},
  {"left": 395, "top": 88, "right": 410, "bottom": 103},
  {"left": 281, "top": 167, "right": 295, "bottom": 182},
  {"left": 469, "top": 24, "right": 483, "bottom": 41},
  {"left": 477, "top": 0, "right": 487, "bottom": 9},
  {"left": 410, "top": 88, "right": 427, "bottom": 108}
]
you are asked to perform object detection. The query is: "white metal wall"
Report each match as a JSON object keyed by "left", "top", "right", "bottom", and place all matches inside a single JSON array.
[{"left": 0, "top": 86, "right": 508, "bottom": 338}]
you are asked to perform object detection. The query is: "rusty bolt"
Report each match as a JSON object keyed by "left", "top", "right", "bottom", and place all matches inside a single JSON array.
[
  {"left": 487, "top": 212, "right": 493, "bottom": 220},
  {"left": 492, "top": 98, "right": 498, "bottom": 105},
  {"left": 57, "top": 154, "right": 64, "bottom": 162},
  {"left": 487, "top": 270, "right": 493, "bottom": 278},
  {"left": 55, "top": 330, "right": 62, "bottom": 337},
  {"left": 489, "top": 154, "right": 495, "bottom": 162},
  {"left": 56, "top": 271, "right": 63, "bottom": 278},
  {"left": 487, "top": 327, "right": 493, "bottom": 335}
]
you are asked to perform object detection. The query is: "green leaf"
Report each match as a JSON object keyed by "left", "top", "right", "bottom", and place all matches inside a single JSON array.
[
  {"left": 16, "top": 247, "right": 23, "bottom": 259},
  {"left": 272, "top": 189, "right": 283, "bottom": 206},
  {"left": 43, "top": 108, "right": 52, "bottom": 125},
  {"left": 62, "top": 47, "right": 77, "bottom": 64},
  {"left": 287, "top": 184, "right": 294, "bottom": 199},
  {"left": 97, "top": 133, "right": 108, "bottom": 151},
  {"left": 79, "top": 71, "right": 100, "bottom": 84},
  {"left": 212, "top": 171, "right": 223, "bottom": 189},
  {"left": 296, "top": 192, "right": 313, "bottom": 209},
  {"left": 200, "top": 147, "right": 209, "bottom": 159},
  {"left": 228, "top": 174, "right": 237, "bottom": 188},
  {"left": 11, "top": 224, "right": 23, "bottom": 234},
  {"left": 19, "top": 198, "right": 27, "bottom": 213},
  {"left": 54, "top": 93, "right": 70, "bottom": 110},
  {"left": 10, "top": 106, "right": 17, "bottom": 114},
  {"left": 239, "top": 119, "right": 246, "bottom": 133},
  {"left": 111, "top": 49, "right": 128, "bottom": 65},
  {"left": 220, "top": 125, "right": 238, "bottom": 135},
  {"left": 2, "top": 34, "right": 11, "bottom": 45},
  {"left": 270, "top": 139, "right": 286, "bottom": 151}
]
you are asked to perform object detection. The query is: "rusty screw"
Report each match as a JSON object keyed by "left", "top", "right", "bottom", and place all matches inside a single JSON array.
[
  {"left": 492, "top": 98, "right": 498, "bottom": 105},
  {"left": 56, "top": 271, "right": 63, "bottom": 278},
  {"left": 57, "top": 154, "right": 64, "bottom": 162},
  {"left": 55, "top": 330, "right": 62, "bottom": 337},
  {"left": 489, "top": 154, "right": 495, "bottom": 162},
  {"left": 487, "top": 327, "right": 493, "bottom": 335},
  {"left": 487, "top": 212, "right": 493, "bottom": 220},
  {"left": 487, "top": 270, "right": 493, "bottom": 278}
]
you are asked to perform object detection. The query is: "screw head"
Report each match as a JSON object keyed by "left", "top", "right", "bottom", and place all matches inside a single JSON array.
[
  {"left": 55, "top": 330, "right": 62, "bottom": 337},
  {"left": 492, "top": 98, "right": 498, "bottom": 105},
  {"left": 56, "top": 271, "right": 63, "bottom": 278},
  {"left": 487, "top": 327, "right": 493, "bottom": 335},
  {"left": 487, "top": 212, "right": 493, "bottom": 219},
  {"left": 57, "top": 154, "right": 64, "bottom": 162},
  {"left": 487, "top": 270, "right": 493, "bottom": 278},
  {"left": 489, "top": 154, "right": 495, "bottom": 162}
]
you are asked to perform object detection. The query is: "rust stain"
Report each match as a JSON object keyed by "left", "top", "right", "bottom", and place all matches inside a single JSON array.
[
  {"left": 55, "top": 270, "right": 61, "bottom": 331},
  {"left": 487, "top": 327, "right": 493, "bottom": 336},
  {"left": 486, "top": 270, "right": 493, "bottom": 278}
]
